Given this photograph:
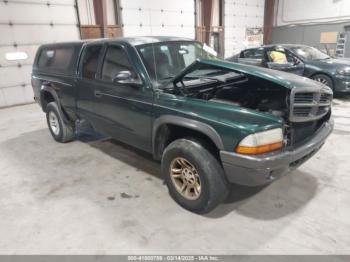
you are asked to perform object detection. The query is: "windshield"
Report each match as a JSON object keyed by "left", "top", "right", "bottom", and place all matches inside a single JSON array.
[
  {"left": 289, "top": 46, "right": 330, "bottom": 61},
  {"left": 136, "top": 41, "right": 216, "bottom": 84}
]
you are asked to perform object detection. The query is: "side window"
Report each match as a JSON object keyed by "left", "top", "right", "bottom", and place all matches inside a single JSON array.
[
  {"left": 267, "top": 48, "right": 294, "bottom": 64},
  {"left": 242, "top": 49, "right": 264, "bottom": 59},
  {"left": 81, "top": 45, "right": 103, "bottom": 79},
  {"left": 286, "top": 52, "right": 297, "bottom": 63},
  {"left": 37, "top": 46, "right": 77, "bottom": 74},
  {"left": 101, "top": 45, "right": 135, "bottom": 81}
]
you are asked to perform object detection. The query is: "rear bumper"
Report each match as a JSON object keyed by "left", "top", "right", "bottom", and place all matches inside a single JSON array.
[{"left": 220, "top": 119, "right": 334, "bottom": 186}]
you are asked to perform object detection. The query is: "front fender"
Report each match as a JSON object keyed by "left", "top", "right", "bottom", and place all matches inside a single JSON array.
[{"left": 152, "top": 115, "right": 225, "bottom": 157}]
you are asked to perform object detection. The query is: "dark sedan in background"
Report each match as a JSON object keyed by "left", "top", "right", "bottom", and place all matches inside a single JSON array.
[{"left": 227, "top": 44, "right": 350, "bottom": 93}]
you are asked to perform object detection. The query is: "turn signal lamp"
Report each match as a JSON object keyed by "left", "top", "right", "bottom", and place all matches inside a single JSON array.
[{"left": 236, "top": 128, "right": 283, "bottom": 155}]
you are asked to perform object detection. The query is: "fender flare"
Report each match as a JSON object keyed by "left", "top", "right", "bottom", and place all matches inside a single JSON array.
[
  {"left": 40, "top": 85, "right": 70, "bottom": 124},
  {"left": 152, "top": 115, "right": 225, "bottom": 157}
]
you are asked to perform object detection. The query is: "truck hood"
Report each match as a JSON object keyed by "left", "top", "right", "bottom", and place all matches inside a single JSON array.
[{"left": 173, "top": 59, "right": 326, "bottom": 90}]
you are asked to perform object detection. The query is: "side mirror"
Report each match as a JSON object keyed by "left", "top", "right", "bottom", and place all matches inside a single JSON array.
[
  {"left": 112, "top": 71, "right": 142, "bottom": 87},
  {"left": 113, "top": 71, "right": 132, "bottom": 82},
  {"left": 293, "top": 58, "right": 301, "bottom": 65}
]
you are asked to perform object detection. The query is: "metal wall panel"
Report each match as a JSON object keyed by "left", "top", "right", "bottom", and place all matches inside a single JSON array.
[
  {"left": 0, "top": 0, "right": 80, "bottom": 108},
  {"left": 120, "top": 0, "right": 195, "bottom": 39},
  {"left": 271, "top": 22, "right": 350, "bottom": 58},
  {"left": 276, "top": 0, "right": 350, "bottom": 26}
]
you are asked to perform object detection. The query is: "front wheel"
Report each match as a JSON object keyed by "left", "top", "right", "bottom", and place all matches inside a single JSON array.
[
  {"left": 162, "top": 138, "right": 229, "bottom": 214},
  {"left": 46, "top": 102, "right": 75, "bottom": 143},
  {"left": 312, "top": 74, "right": 333, "bottom": 90}
]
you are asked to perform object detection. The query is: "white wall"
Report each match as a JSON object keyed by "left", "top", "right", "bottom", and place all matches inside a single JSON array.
[
  {"left": 120, "top": 0, "right": 265, "bottom": 58},
  {"left": 224, "top": 0, "right": 265, "bottom": 57},
  {"left": 120, "top": 0, "right": 195, "bottom": 38},
  {"left": 0, "top": 0, "right": 80, "bottom": 108},
  {"left": 275, "top": 0, "right": 350, "bottom": 26}
]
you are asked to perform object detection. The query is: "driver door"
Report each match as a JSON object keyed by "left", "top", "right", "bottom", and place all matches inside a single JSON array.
[
  {"left": 266, "top": 48, "right": 304, "bottom": 75},
  {"left": 237, "top": 48, "right": 265, "bottom": 67},
  {"left": 92, "top": 43, "right": 153, "bottom": 152}
]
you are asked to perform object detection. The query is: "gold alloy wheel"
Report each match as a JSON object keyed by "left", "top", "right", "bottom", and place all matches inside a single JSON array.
[{"left": 170, "top": 157, "right": 201, "bottom": 200}]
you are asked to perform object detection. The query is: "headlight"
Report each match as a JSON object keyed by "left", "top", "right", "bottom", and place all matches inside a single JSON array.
[
  {"left": 236, "top": 128, "right": 283, "bottom": 155},
  {"left": 337, "top": 68, "right": 350, "bottom": 76}
]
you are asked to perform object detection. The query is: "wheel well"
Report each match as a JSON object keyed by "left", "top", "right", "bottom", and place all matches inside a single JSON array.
[
  {"left": 154, "top": 124, "right": 221, "bottom": 161},
  {"left": 41, "top": 91, "right": 55, "bottom": 112},
  {"left": 310, "top": 72, "right": 334, "bottom": 87},
  {"left": 40, "top": 90, "right": 73, "bottom": 125}
]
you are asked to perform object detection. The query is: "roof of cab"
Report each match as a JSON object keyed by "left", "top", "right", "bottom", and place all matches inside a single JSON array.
[
  {"left": 263, "top": 44, "right": 308, "bottom": 48},
  {"left": 40, "top": 36, "right": 194, "bottom": 49}
]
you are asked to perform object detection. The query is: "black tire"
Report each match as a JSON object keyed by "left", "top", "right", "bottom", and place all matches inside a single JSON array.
[
  {"left": 162, "top": 138, "right": 229, "bottom": 214},
  {"left": 312, "top": 74, "right": 334, "bottom": 90},
  {"left": 46, "top": 102, "right": 75, "bottom": 143}
]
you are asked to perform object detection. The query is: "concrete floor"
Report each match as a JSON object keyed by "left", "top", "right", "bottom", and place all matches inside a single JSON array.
[{"left": 0, "top": 99, "right": 350, "bottom": 255}]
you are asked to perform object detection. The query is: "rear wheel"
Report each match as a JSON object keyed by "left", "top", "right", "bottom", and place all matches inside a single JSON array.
[
  {"left": 46, "top": 102, "right": 75, "bottom": 143},
  {"left": 162, "top": 138, "right": 229, "bottom": 214},
  {"left": 312, "top": 74, "right": 333, "bottom": 90}
]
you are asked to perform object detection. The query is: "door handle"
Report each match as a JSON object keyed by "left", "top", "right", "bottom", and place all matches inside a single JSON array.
[{"left": 94, "top": 90, "right": 103, "bottom": 98}]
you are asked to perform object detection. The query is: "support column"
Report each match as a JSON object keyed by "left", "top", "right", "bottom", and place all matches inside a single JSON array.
[
  {"left": 93, "top": 0, "right": 108, "bottom": 38},
  {"left": 264, "top": 0, "right": 275, "bottom": 45}
]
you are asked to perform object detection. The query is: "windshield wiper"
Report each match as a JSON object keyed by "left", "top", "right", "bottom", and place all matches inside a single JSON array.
[{"left": 183, "top": 75, "right": 224, "bottom": 82}]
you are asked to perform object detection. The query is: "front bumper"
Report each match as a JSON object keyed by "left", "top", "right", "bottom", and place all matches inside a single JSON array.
[
  {"left": 334, "top": 74, "right": 350, "bottom": 93},
  {"left": 220, "top": 120, "right": 334, "bottom": 186}
]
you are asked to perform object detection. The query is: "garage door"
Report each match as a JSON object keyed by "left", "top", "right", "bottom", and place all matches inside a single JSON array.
[
  {"left": 120, "top": 0, "right": 195, "bottom": 39},
  {"left": 224, "top": 0, "right": 265, "bottom": 57},
  {"left": 0, "top": 0, "right": 80, "bottom": 108}
]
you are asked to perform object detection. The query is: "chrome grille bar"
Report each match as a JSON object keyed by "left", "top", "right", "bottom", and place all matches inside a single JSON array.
[{"left": 289, "top": 87, "right": 332, "bottom": 122}]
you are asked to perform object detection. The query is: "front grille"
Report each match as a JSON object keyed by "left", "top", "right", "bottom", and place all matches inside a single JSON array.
[
  {"left": 294, "top": 92, "right": 332, "bottom": 105},
  {"left": 293, "top": 107, "right": 311, "bottom": 117},
  {"left": 287, "top": 87, "right": 332, "bottom": 146},
  {"left": 294, "top": 92, "right": 314, "bottom": 104},
  {"left": 320, "top": 93, "right": 332, "bottom": 104},
  {"left": 289, "top": 121, "right": 317, "bottom": 145},
  {"left": 288, "top": 112, "right": 330, "bottom": 145},
  {"left": 289, "top": 88, "right": 332, "bottom": 122},
  {"left": 317, "top": 106, "right": 330, "bottom": 115}
]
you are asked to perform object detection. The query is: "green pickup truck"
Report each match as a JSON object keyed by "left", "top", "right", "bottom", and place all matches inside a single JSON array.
[{"left": 32, "top": 36, "right": 333, "bottom": 213}]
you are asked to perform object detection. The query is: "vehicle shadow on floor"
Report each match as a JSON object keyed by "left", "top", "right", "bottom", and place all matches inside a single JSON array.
[
  {"left": 206, "top": 170, "right": 318, "bottom": 219},
  {"left": 76, "top": 129, "right": 163, "bottom": 180},
  {"left": 77, "top": 129, "right": 319, "bottom": 220},
  {"left": 2, "top": 128, "right": 319, "bottom": 221}
]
